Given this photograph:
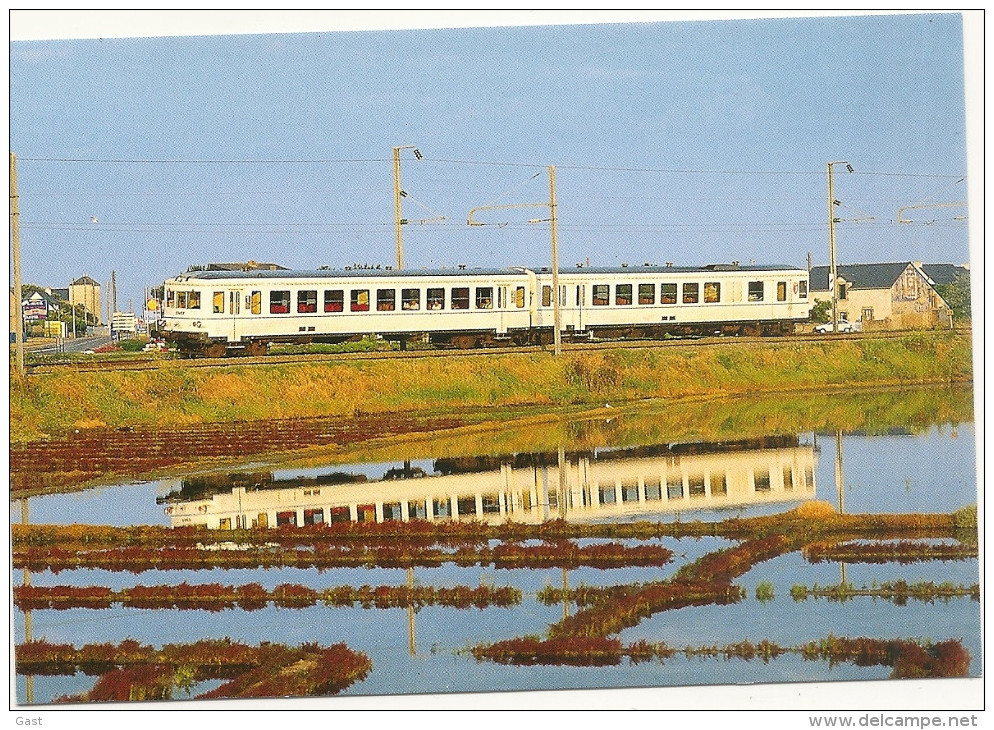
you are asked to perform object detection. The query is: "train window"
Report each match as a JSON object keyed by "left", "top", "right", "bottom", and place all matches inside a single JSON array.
[
  {"left": 188, "top": 291, "right": 201, "bottom": 309},
  {"left": 783, "top": 467, "right": 794, "bottom": 491},
  {"left": 514, "top": 286, "right": 525, "bottom": 308},
  {"left": 176, "top": 291, "right": 188, "bottom": 309},
  {"left": 777, "top": 281, "right": 787, "bottom": 302},
  {"left": 704, "top": 282, "right": 721, "bottom": 303},
  {"left": 213, "top": 292, "right": 224, "bottom": 314},
  {"left": 475, "top": 287, "right": 493, "bottom": 309},
  {"left": 427, "top": 288, "right": 445, "bottom": 310},
  {"left": 402, "top": 288, "right": 421, "bottom": 310},
  {"left": 351, "top": 289, "right": 370, "bottom": 312},
  {"left": 616, "top": 284, "right": 633, "bottom": 306},
  {"left": 644, "top": 479, "right": 662, "bottom": 501},
  {"left": 754, "top": 469, "right": 771, "bottom": 492},
  {"left": 276, "top": 510, "right": 297, "bottom": 527},
  {"left": 482, "top": 494, "right": 501, "bottom": 514},
  {"left": 166, "top": 290, "right": 175, "bottom": 308},
  {"left": 250, "top": 291, "right": 262, "bottom": 315},
  {"left": 598, "top": 485, "right": 616, "bottom": 504},
  {"left": 666, "top": 477, "right": 683, "bottom": 500},
  {"left": 683, "top": 283, "right": 699, "bottom": 304},
  {"left": 592, "top": 284, "right": 609, "bottom": 306},
  {"left": 798, "top": 280, "right": 808, "bottom": 298},
  {"left": 621, "top": 481, "right": 639, "bottom": 502},
  {"left": 329, "top": 506, "right": 350, "bottom": 524},
  {"left": 542, "top": 285, "right": 552, "bottom": 307},
  {"left": 660, "top": 283, "right": 677, "bottom": 304},
  {"left": 451, "top": 287, "right": 470, "bottom": 310},
  {"left": 383, "top": 502, "right": 403, "bottom": 521},
  {"left": 377, "top": 289, "right": 396, "bottom": 311},
  {"left": 324, "top": 290, "right": 344, "bottom": 312},
  {"left": 748, "top": 281, "right": 764, "bottom": 302},
  {"left": 638, "top": 283, "right": 655, "bottom": 305},
  {"left": 712, "top": 473, "right": 727, "bottom": 496},
  {"left": 297, "top": 290, "right": 318, "bottom": 313},
  {"left": 270, "top": 290, "right": 291, "bottom": 314}
]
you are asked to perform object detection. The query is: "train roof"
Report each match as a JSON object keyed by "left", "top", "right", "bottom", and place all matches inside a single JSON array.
[{"left": 167, "top": 263, "right": 806, "bottom": 282}]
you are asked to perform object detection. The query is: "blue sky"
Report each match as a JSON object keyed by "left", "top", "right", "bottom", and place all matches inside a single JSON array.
[{"left": 10, "top": 11, "right": 976, "bottom": 312}]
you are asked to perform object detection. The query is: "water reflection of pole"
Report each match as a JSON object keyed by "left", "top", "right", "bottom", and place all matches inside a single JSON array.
[
  {"left": 562, "top": 567, "right": 570, "bottom": 620},
  {"left": 20, "top": 498, "right": 34, "bottom": 704},
  {"left": 835, "top": 431, "right": 847, "bottom": 586},
  {"left": 406, "top": 567, "right": 416, "bottom": 657},
  {"left": 557, "top": 446, "right": 568, "bottom": 518}
]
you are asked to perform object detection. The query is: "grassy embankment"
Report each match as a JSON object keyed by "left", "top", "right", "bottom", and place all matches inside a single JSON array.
[{"left": 10, "top": 331, "right": 973, "bottom": 443}]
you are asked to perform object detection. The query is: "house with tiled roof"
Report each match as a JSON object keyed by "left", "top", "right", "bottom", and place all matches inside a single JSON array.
[{"left": 808, "top": 262, "right": 953, "bottom": 330}]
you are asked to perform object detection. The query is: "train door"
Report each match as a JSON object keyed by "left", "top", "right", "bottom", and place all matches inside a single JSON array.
[
  {"left": 498, "top": 286, "right": 508, "bottom": 333},
  {"left": 227, "top": 289, "right": 241, "bottom": 341},
  {"left": 575, "top": 284, "right": 585, "bottom": 331}
]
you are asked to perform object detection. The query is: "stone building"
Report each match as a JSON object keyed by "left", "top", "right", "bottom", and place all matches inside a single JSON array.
[
  {"left": 808, "top": 262, "right": 950, "bottom": 330},
  {"left": 69, "top": 275, "right": 102, "bottom": 325}
]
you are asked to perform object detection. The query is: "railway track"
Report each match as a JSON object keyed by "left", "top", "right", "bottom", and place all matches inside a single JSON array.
[{"left": 23, "top": 329, "right": 959, "bottom": 374}]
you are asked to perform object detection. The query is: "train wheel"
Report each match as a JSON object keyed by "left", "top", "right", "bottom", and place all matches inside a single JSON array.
[
  {"left": 244, "top": 341, "right": 268, "bottom": 357},
  {"left": 452, "top": 335, "right": 476, "bottom": 350},
  {"left": 205, "top": 343, "right": 227, "bottom": 358}
]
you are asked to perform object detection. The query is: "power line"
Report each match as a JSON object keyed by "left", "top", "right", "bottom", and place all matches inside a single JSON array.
[{"left": 17, "top": 155, "right": 966, "bottom": 179}]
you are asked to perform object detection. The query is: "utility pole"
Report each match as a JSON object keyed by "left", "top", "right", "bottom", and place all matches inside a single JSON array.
[
  {"left": 827, "top": 161, "right": 853, "bottom": 334},
  {"left": 392, "top": 145, "right": 422, "bottom": 270},
  {"left": 549, "top": 165, "right": 562, "bottom": 357},
  {"left": 10, "top": 152, "right": 24, "bottom": 377},
  {"left": 111, "top": 270, "right": 117, "bottom": 314}
]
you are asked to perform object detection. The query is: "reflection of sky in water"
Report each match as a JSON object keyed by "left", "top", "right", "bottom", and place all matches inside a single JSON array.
[
  {"left": 815, "top": 424, "right": 977, "bottom": 514},
  {"left": 12, "top": 413, "right": 981, "bottom": 705},
  {"left": 11, "top": 424, "right": 978, "bottom": 527}
]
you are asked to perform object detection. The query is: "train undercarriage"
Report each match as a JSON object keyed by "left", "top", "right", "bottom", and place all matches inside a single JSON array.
[{"left": 163, "top": 319, "right": 799, "bottom": 358}]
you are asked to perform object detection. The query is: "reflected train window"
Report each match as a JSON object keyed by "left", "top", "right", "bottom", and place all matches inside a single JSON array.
[{"left": 711, "top": 474, "right": 728, "bottom": 497}]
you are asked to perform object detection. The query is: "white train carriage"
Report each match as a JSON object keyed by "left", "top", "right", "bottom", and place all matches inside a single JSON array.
[{"left": 158, "top": 263, "right": 809, "bottom": 356}]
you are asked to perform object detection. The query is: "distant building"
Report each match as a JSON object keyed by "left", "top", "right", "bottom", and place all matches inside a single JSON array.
[
  {"left": 809, "top": 262, "right": 950, "bottom": 330},
  {"left": 70, "top": 275, "right": 102, "bottom": 325},
  {"left": 111, "top": 311, "right": 138, "bottom": 339}
]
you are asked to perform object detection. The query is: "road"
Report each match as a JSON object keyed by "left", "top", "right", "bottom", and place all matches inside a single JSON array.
[{"left": 25, "top": 333, "right": 112, "bottom": 355}]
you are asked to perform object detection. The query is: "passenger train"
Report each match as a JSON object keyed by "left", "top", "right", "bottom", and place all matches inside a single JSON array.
[{"left": 158, "top": 263, "right": 810, "bottom": 357}]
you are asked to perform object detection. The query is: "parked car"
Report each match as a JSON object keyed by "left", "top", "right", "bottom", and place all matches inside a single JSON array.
[{"left": 813, "top": 320, "right": 857, "bottom": 333}]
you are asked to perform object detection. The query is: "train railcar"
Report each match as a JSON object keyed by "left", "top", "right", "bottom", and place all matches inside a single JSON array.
[{"left": 158, "top": 263, "right": 810, "bottom": 357}]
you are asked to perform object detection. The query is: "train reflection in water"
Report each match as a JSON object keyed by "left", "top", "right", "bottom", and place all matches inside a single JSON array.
[{"left": 159, "top": 436, "right": 816, "bottom": 529}]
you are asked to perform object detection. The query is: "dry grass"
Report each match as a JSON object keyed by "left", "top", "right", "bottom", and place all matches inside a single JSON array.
[{"left": 10, "top": 332, "right": 973, "bottom": 441}]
